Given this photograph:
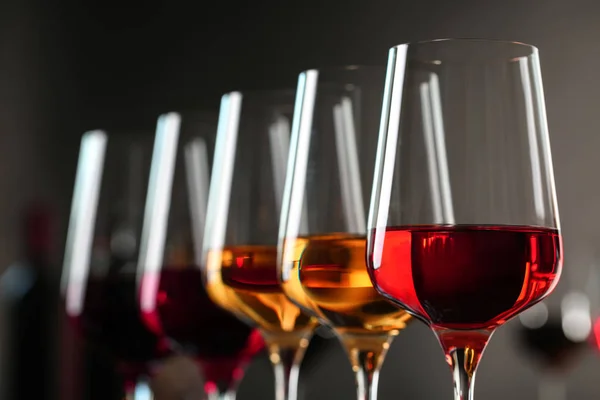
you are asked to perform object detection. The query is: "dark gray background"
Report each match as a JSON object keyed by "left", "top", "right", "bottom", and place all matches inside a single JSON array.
[{"left": 1, "top": 0, "right": 599, "bottom": 398}]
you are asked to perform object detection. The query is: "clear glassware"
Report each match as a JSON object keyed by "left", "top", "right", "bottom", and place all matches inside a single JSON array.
[
  {"left": 517, "top": 292, "right": 591, "bottom": 400},
  {"left": 198, "top": 91, "right": 319, "bottom": 400},
  {"left": 136, "top": 111, "right": 265, "bottom": 400},
  {"left": 366, "top": 39, "right": 563, "bottom": 400},
  {"left": 138, "top": 112, "right": 264, "bottom": 400},
  {"left": 62, "top": 113, "right": 264, "bottom": 400},
  {"left": 517, "top": 253, "right": 597, "bottom": 400},
  {"left": 61, "top": 121, "right": 169, "bottom": 400},
  {"left": 278, "top": 66, "right": 412, "bottom": 400}
]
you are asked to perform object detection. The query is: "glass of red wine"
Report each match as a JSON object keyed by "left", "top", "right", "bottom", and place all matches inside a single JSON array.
[
  {"left": 517, "top": 292, "right": 591, "bottom": 400},
  {"left": 366, "top": 39, "right": 563, "bottom": 400},
  {"left": 135, "top": 112, "right": 265, "bottom": 400},
  {"left": 62, "top": 123, "right": 170, "bottom": 399}
]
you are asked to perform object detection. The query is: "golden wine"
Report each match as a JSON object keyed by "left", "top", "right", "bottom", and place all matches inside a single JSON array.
[
  {"left": 205, "top": 245, "right": 316, "bottom": 343},
  {"left": 282, "top": 234, "right": 411, "bottom": 338}
]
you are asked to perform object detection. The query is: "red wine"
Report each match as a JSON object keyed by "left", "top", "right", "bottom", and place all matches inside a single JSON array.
[
  {"left": 590, "top": 317, "right": 600, "bottom": 353},
  {"left": 69, "top": 270, "right": 170, "bottom": 370},
  {"left": 140, "top": 268, "right": 264, "bottom": 387},
  {"left": 517, "top": 317, "right": 587, "bottom": 371},
  {"left": 368, "top": 225, "right": 562, "bottom": 330}
]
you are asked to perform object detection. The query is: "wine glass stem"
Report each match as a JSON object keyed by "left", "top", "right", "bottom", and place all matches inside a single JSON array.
[
  {"left": 350, "top": 348, "right": 382, "bottom": 400},
  {"left": 267, "top": 337, "right": 310, "bottom": 400},
  {"left": 344, "top": 334, "right": 395, "bottom": 400},
  {"left": 208, "top": 391, "right": 235, "bottom": 400},
  {"left": 448, "top": 348, "right": 476, "bottom": 400},
  {"left": 205, "top": 378, "right": 241, "bottom": 400},
  {"left": 435, "top": 329, "right": 491, "bottom": 400},
  {"left": 124, "top": 378, "right": 153, "bottom": 400}
]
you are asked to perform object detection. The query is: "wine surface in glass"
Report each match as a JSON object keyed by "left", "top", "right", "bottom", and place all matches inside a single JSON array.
[
  {"left": 140, "top": 267, "right": 264, "bottom": 386},
  {"left": 286, "top": 234, "right": 410, "bottom": 341},
  {"left": 207, "top": 245, "right": 315, "bottom": 342},
  {"left": 369, "top": 225, "right": 562, "bottom": 330},
  {"left": 69, "top": 268, "right": 169, "bottom": 375}
]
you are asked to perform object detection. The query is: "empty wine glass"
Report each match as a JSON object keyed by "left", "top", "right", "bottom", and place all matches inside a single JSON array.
[
  {"left": 366, "top": 39, "right": 563, "bottom": 400},
  {"left": 278, "top": 66, "right": 412, "bottom": 400}
]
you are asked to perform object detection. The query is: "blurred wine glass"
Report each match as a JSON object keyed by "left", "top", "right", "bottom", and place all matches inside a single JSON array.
[
  {"left": 62, "top": 122, "right": 170, "bottom": 399},
  {"left": 516, "top": 290, "right": 592, "bottom": 400},
  {"left": 136, "top": 111, "right": 265, "bottom": 400}
]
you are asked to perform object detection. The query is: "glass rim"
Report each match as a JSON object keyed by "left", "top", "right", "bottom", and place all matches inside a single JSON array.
[
  {"left": 220, "top": 88, "right": 297, "bottom": 100},
  {"left": 390, "top": 37, "right": 538, "bottom": 52},
  {"left": 298, "top": 64, "right": 385, "bottom": 76},
  {"left": 81, "top": 129, "right": 155, "bottom": 142},
  {"left": 156, "top": 109, "right": 218, "bottom": 118}
]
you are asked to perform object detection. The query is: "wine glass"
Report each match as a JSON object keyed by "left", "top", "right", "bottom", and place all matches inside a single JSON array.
[
  {"left": 62, "top": 122, "right": 170, "bottom": 399},
  {"left": 517, "top": 254, "right": 598, "bottom": 400},
  {"left": 517, "top": 291, "right": 591, "bottom": 400},
  {"left": 135, "top": 111, "right": 265, "bottom": 400},
  {"left": 198, "top": 90, "right": 319, "bottom": 400},
  {"left": 278, "top": 66, "right": 412, "bottom": 400},
  {"left": 366, "top": 39, "right": 563, "bottom": 400}
]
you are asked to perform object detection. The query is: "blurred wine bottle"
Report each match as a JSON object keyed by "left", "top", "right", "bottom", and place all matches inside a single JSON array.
[{"left": 1, "top": 204, "right": 55, "bottom": 400}]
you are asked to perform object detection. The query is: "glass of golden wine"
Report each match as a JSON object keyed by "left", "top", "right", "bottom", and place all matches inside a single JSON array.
[
  {"left": 278, "top": 66, "right": 412, "bottom": 400},
  {"left": 197, "top": 90, "right": 320, "bottom": 400}
]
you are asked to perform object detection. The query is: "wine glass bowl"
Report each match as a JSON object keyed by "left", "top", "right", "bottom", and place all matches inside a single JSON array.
[
  {"left": 139, "top": 219, "right": 265, "bottom": 397},
  {"left": 292, "top": 234, "right": 410, "bottom": 340},
  {"left": 366, "top": 39, "right": 563, "bottom": 400},
  {"left": 217, "top": 245, "right": 315, "bottom": 343},
  {"left": 369, "top": 225, "right": 561, "bottom": 330}
]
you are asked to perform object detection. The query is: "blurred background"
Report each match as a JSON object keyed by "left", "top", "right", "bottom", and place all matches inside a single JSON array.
[{"left": 1, "top": 0, "right": 600, "bottom": 398}]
